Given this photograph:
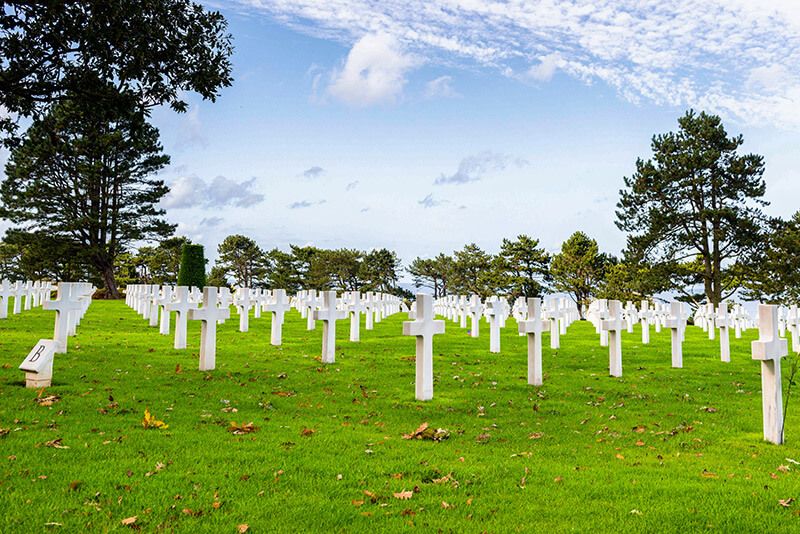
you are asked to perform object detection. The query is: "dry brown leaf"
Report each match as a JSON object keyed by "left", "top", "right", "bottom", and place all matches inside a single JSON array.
[
  {"left": 402, "top": 422, "right": 429, "bottom": 439},
  {"left": 779, "top": 498, "right": 795, "bottom": 508},
  {"left": 45, "top": 438, "right": 69, "bottom": 449},
  {"left": 393, "top": 490, "right": 413, "bottom": 500},
  {"left": 615, "top": 454, "right": 624, "bottom": 460},
  {"left": 228, "top": 422, "right": 258, "bottom": 435},
  {"left": 777, "top": 465, "right": 791, "bottom": 473},
  {"left": 528, "top": 432, "right": 544, "bottom": 440},
  {"left": 301, "top": 428, "right": 316, "bottom": 437},
  {"left": 441, "top": 501, "right": 452, "bottom": 509},
  {"left": 237, "top": 525, "right": 249, "bottom": 534},
  {"left": 175, "top": 363, "right": 182, "bottom": 374},
  {"left": 633, "top": 425, "right": 646, "bottom": 433},
  {"left": 121, "top": 516, "right": 137, "bottom": 526},
  {"left": 701, "top": 470, "right": 718, "bottom": 479},
  {"left": 35, "top": 394, "right": 61, "bottom": 407}
]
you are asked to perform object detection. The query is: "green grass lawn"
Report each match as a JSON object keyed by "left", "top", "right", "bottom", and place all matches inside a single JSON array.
[{"left": 1, "top": 299, "right": 799, "bottom": 532}]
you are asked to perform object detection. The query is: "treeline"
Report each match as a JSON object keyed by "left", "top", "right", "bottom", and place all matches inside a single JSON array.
[
  {"left": 113, "top": 234, "right": 411, "bottom": 298},
  {"left": 410, "top": 232, "right": 622, "bottom": 316}
]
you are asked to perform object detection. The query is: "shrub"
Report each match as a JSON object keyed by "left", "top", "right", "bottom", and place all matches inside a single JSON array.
[{"left": 177, "top": 244, "right": 207, "bottom": 288}]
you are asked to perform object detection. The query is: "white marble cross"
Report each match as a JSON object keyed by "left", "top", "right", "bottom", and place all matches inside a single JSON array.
[
  {"left": 189, "top": 287, "right": 230, "bottom": 371},
  {"left": 347, "top": 292, "right": 365, "bottom": 342},
  {"left": 217, "top": 287, "right": 232, "bottom": 325},
  {"left": 43, "top": 283, "right": 83, "bottom": 353},
  {"left": 314, "top": 290, "right": 347, "bottom": 363},
  {"left": 468, "top": 295, "right": 482, "bottom": 338},
  {"left": 363, "top": 291, "right": 376, "bottom": 330},
  {"left": 602, "top": 300, "right": 624, "bottom": 377},
  {"left": 22, "top": 281, "right": 34, "bottom": 311},
  {"left": 545, "top": 299, "right": 561, "bottom": 349},
  {"left": 518, "top": 297, "right": 548, "bottom": 386},
  {"left": 306, "top": 289, "right": 320, "bottom": 331},
  {"left": 716, "top": 302, "right": 731, "bottom": 363},
  {"left": 665, "top": 302, "right": 685, "bottom": 368},
  {"left": 234, "top": 287, "right": 253, "bottom": 333},
  {"left": 751, "top": 304, "right": 789, "bottom": 445},
  {"left": 788, "top": 305, "right": 800, "bottom": 353},
  {"left": 705, "top": 302, "right": 716, "bottom": 340},
  {"left": 596, "top": 299, "right": 609, "bottom": 347},
  {"left": 165, "top": 286, "right": 198, "bottom": 349},
  {"left": 157, "top": 285, "right": 173, "bottom": 335},
  {"left": 487, "top": 299, "right": 506, "bottom": 353},
  {"left": 0, "top": 279, "right": 13, "bottom": 319},
  {"left": 264, "top": 289, "right": 290, "bottom": 346},
  {"left": 639, "top": 300, "right": 652, "bottom": 344},
  {"left": 625, "top": 301, "right": 636, "bottom": 333},
  {"left": 11, "top": 281, "right": 23, "bottom": 315},
  {"left": 402, "top": 293, "right": 445, "bottom": 401},
  {"left": 148, "top": 285, "right": 160, "bottom": 327}
]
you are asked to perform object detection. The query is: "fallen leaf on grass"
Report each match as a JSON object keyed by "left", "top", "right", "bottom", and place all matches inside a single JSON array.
[
  {"left": 175, "top": 364, "right": 182, "bottom": 374},
  {"left": 69, "top": 480, "right": 82, "bottom": 491},
  {"left": 121, "top": 516, "right": 137, "bottom": 526},
  {"left": 0, "top": 428, "right": 9, "bottom": 438},
  {"left": 615, "top": 454, "right": 624, "bottom": 460},
  {"left": 272, "top": 390, "right": 296, "bottom": 397},
  {"left": 777, "top": 465, "right": 791, "bottom": 473},
  {"left": 35, "top": 394, "right": 61, "bottom": 407},
  {"left": 701, "top": 470, "right": 718, "bottom": 479},
  {"left": 402, "top": 422, "right": 450, "bottom": 442},
  {"left": 432, "top": 473, "right": 459, "bottom": 487},
  {"left": 228, "top": 422, "right": 258, "bottom": 435},
  {"left": 237, "top": 525, "right": 249, "bottom": 533},
  {"left": 301, "top": 428, "right": 316, "bottom": 437},
  {"left": 779, "top": 498, "right": 795, "bottom": 508},
  {"left": 441, "top": 501, "right": 452, "bottom": 509},
  {"left": 475, "top": 433, "right": 491, "bottom": 444},
  {"left": 182, "top": 508, "right": 202, "bottom": 517},
  {"left": 45, "top": 438, "right": 69, "bottom": 449},
  {"left": 142, "top": 409, "right": 168, "bottom": 430},
  {"left": 632, "top": 426, "right": 646, "bottom": 433},
  {"left": 528, "top": 432, "right": 543, "bottom": 440},
  {"left": 393, "top": 490, "right": 413, "bottom": 500}
]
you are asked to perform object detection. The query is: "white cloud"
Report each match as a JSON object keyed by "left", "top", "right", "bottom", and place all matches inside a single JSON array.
[
  {"left": 237, "top": 0, "right": 800, "bottom": 128},
  {"left": 328, "top": 33, "right": 416, "bottom": 106},
  {"left": 526, "top": 53, "right": 563, "bottom": 82},
  {"left": 418, "top": 193, "right": 447, "bottom": 208},
  {"left": 435, "top": 151, "right": 529, "bottom": 185},
  {"left": 345, "top": 180, "right": 360, "bottom": 191},
  {"left": 424, "top": 75, "right": 459, "bottom": 98},
  {"left": 161, "top": 175, "right": 264, "bottom": 209},
  {"left": 302, "top": 165, "right": 325, "bottom": 179}
]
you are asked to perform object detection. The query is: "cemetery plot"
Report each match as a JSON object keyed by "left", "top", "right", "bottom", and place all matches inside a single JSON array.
[{"left": 1, "top": 298, "right": 799, "bottom": 532}]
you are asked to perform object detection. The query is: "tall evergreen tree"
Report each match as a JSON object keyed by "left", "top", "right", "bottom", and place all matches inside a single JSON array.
[
  {"left": 1, "top": 90, "right": 174, "bottom": 297},
  {"left": 0, "top": 1, "right": 233, "bottom": 146},
  {"left": 616, "top": 110, "right": 768, "bottom": 306},
  {"left": 550, "top": 232, "right": 609, "bottom": 318}
]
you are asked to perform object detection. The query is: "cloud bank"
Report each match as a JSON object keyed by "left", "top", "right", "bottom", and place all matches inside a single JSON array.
[
  {"left": 161, "top": 175, "right": 265, "bottom": 209},
  {"left": 237, "top": 0, "right": 800, "bottom": 128}
]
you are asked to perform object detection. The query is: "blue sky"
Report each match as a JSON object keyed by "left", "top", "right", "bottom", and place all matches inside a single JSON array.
[{"left": 18, "top": 1, "right": 800, "bottom": 277}]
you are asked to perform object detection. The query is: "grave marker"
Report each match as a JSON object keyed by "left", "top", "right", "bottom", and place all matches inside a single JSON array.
[
  {"left": 402, "top": 293, "right": 445, "bottom": 401},
  {"left": 751, "top": 304, "right": 789, "bottom": 445},
  {"left": 188, "top": 287, "right": 230, "bottom": 370}
]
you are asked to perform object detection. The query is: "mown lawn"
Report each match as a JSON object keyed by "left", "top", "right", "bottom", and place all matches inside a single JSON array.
[{"left": 1, "top": 299, "right": 799, "bottom": 533}]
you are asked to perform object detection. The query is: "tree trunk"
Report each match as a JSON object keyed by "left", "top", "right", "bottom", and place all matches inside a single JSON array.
[{"left": 101, "top": 264, "right": 120, "bottom": 299}]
